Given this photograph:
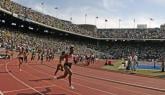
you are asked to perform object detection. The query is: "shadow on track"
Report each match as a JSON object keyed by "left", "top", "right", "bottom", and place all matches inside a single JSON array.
[
  {"left": 16, "top": 87, "right": 65, "bottom": 95},
  {"left": 29, "top": 78, "right": 53, "bottom": 82}
]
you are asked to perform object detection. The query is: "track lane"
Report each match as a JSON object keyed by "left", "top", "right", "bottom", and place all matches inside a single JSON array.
[
  {"left": 30, "top": 64, "right": 165, "bottom": 95},
  {"left": 1, "top": 58, "right": 165, "bottom": 95},
  {"left": 22, "top": 66, "right": 83, "bottom": 95},
  {"left": 1, "top": 59, "right": 81, "bottom": 95},
  {"left": 7, "top": 63, "right": 80, "bottom": 95},
  {"left": 23, "top": 64, "right": 112, "bottom": 95},
  {"left": 45, "top": 63, "right": 165, "bottom": 91},
  {"left": 5, "top": 61, "right": 45, "bottom": 95},
  {"left": 40, "top": 63, "right": 165, "bottom": 95},
  {"left": 0, "top": 64, "right": 28, "bottom": 93}
]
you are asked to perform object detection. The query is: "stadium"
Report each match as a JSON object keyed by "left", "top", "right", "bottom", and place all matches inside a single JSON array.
[{"left": 0, "top": 0, "right": 165, "bottom": 95}]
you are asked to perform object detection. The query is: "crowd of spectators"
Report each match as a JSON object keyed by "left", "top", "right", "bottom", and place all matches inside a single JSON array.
[
  {"left": 1, "top": 26, "right": 165, "bottom": 60},
  {"left": 0, "top": 27, "right": 101, "bottom": 58},
  {"left": 99, "top": 42, "right": 165, "bottom": 60},
  {"left": 1, "top": 0, "right": 165, "bottom": 61},
  {"left": 98, "top": 28, "right": 165, "bottom": 39},
  {"left": 0, "top": 0, "right": 98, "bottom": 37},
  {"left": 1, "top": 0, "right": 165, "bottom": 40}
]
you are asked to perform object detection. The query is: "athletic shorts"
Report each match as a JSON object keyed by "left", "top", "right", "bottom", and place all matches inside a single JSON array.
[
  {"left": 41, "top": 57, "right": 44, "bottom": 61},
  {"left": 24, "top": 56, "right": 27, "bottom": 59},
  {"left": 64, "top": 63, "right": 72, "bottom": 68},
  {"left": 18, "top": 57, "right": 23, "bottom": 61}
]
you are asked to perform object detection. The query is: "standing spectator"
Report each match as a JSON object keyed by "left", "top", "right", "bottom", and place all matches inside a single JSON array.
[
  {"left": 126, "top": 55, "right": 131, "bottom": 70},
  {"left": 161, "top": 56, "right": 165, "bottom": 72},
  {"left": 152, "top": 59, "right": 156, "bottom": 68},
  {"left": 131, "top": 52, "right": 137, "bottom": 71}
]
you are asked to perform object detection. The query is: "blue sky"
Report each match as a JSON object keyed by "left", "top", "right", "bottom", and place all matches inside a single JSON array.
[{"left": 12, "top": 0, "right": 165, "bottom": 28}]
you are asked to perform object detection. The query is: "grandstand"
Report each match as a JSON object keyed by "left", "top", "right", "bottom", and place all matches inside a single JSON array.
[
  {"left": 0, "top": 0, "right": 103, "bottom": 57},
  {"left": 1, "top": 0, "right": 165, "bottom": 60},
  {"left": 0, "top": 0, "right": 165, "bottom": 95}
]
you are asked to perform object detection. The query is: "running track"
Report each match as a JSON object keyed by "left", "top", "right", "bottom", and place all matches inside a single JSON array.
[{"left": 0, "top": 59, "right": 165, "bottom": 95}]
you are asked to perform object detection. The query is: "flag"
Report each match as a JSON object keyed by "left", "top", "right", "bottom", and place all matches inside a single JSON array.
[
  {"left": 150, "top": 18, "right": 154, "bottom": 21},
  {"left": 133, "top": 19, "right": 135, "bottom": 23},
  {"left": 70, "top": 17, "right": 72, "bottom": 21},
  {"left": 54, "top": 7, "right": 58, "bottom": 10},
  {"left": 41, "top": 2, "right": 44, "bottom": 5}
]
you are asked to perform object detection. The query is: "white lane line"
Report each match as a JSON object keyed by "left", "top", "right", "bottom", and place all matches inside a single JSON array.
[
  {"left": 5, "top": 62, "right": 44, "bottom": 95},
  {"left": 45, "top": 64, "right": 165, "bottom": 92},
  {"left": 28, "top": 65, "right": 117, "bottom": 95},
  {"left": 22, "top": 67, "right": 82, "bottom": 95},
  {"left": 36, "top": 65, "right": 151, "bottom": 95},
  {"left": 3, "top": 85, "right": 56, "bottom": 94},
  {"left": 75, "top": 73, "right": 165, "bottom": 92},
  {"left": 72, "top": 76, "right": 151, "bottom": 95},
  {"left": 74, "top": 65, "right": 165, "bottom": 90}
]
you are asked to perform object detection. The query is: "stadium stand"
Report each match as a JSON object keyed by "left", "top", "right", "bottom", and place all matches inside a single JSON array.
[
  {"left": 97, "top": 28, "right": 164, "bottom": 39},
  {"left": 0, "top": 27, "right": 101, "bottom": 57},
  {"left": 0, "top": 0, "right": 98, "bottom": 38},
  {"left": 99, "top": 41, "right": 165, "bottom": 60}
]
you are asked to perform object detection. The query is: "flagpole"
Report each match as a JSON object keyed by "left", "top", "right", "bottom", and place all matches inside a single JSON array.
[
  {"left": 70, "top": 17, "right": 72, "bottom": 22},
  {"left": 149, "top": 18, "right": 153, "bottom": 28},
  {"left": 105, "top": 20, "right": 106, "bottom": 29},
  {"left": 105, "top": 19, "right": 108, "bottom": 29},
  {"left": 149, "top": 18, "right": 151, "bottom": 28},
  {"left": 95, "top": 17, "right": 97, "bottom": 26},
  {"left": 134, "top": 19, "right": 136, "bottom": 28},
  {"left": 41, "top": 2, "right": 44, "bottom": 13},
  {"left": 150, "top": 18, "right": 154, "bottom": 28},
  {"left": 119, "top": 19, "right": 121, "bottom": 28},
  {"left": 54, "top": 7, "right": 59, "bottom": 18},
  {"left": 109, "top": 18, "right": 111, "bottom": 28},
  {"left": 85, "top": 14, "right": 87, "bottom": 24},
  {"left": 95, "top": 17, "right": 96, "bottom": 25}
]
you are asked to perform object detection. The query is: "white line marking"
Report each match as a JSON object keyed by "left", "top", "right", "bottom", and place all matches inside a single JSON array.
[
  {"left": 49, "top": 64, "right": 165, "bottom": 92},
  {"left": 45, "top": 64, "right": 165, "bottom": 92},
  {"left": 3, "top": 85, "right": 56, "bottom": 93},
  {"left": 5, "top": 61, "right": 44, "bottom": 95},
  {"left": 22, "top": 67, "right": 82, "bottom": 95},
  {"left": 28, "top": 65, "right": 117, "bottom": 95},
  {"left": 73, "top": 81, "right": 117, "bottom": 95},
  {"left": 72, "top": 76, "right": 151, "bottom": 95},
  {"left": 75, "top": 65, "right": 165, "bottom": 86},
  {"left": 75, "top": 73, "right": 165, "bottom": 92},
  {"left": 36, "top": 65, "right": 152, "bottom": 95}
]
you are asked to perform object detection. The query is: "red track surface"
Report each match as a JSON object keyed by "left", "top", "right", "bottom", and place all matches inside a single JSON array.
[{"left": 0, "top": 58, "right": 165, "bottom": 95}]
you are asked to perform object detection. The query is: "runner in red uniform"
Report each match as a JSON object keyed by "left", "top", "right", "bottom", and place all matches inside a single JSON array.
[
  {"left": 54, "top": 51, "right": 65, "bottom": 76},
  {"left": 56, "top": 46, "right": 75, "bottom": 89}
]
